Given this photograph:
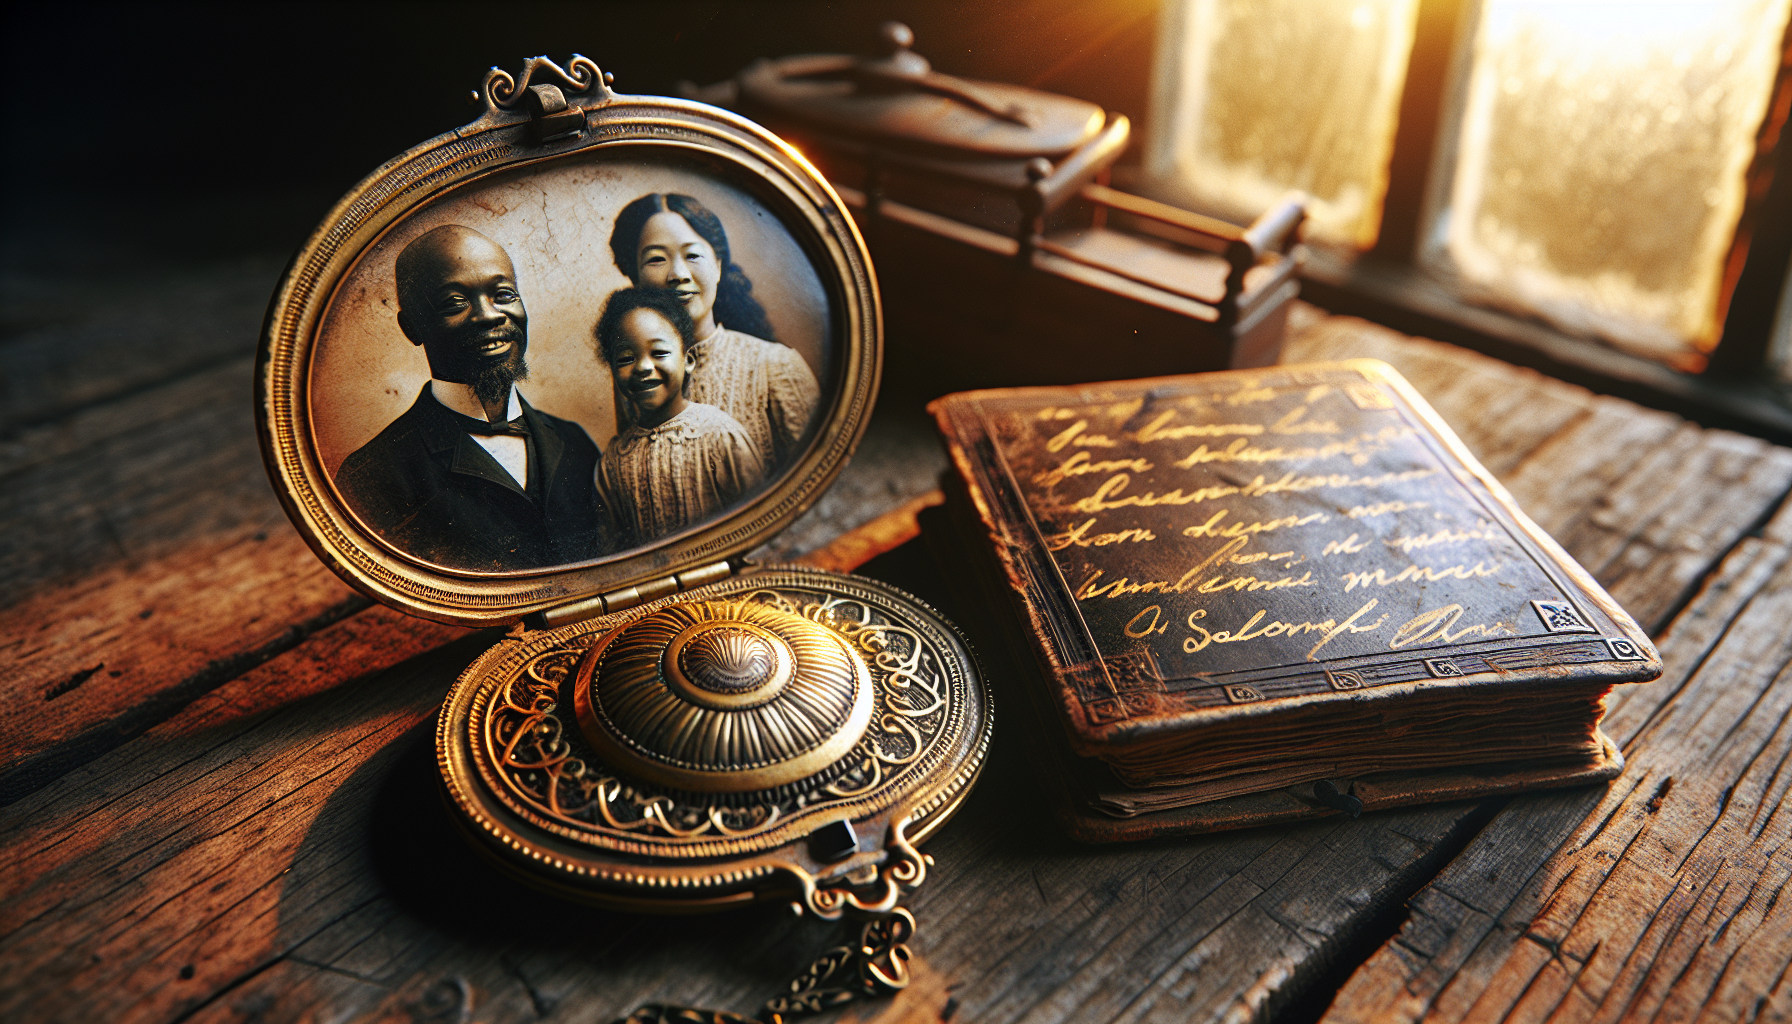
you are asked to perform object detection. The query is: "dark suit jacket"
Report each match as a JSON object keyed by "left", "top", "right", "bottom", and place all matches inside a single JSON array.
[{"left": 335, "top": 386, "right": 613, "bottom": 570}]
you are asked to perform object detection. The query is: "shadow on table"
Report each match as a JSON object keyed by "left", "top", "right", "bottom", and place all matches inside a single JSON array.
[{"left": 276, "top": 701, "right": 898, "bottom": 1021}]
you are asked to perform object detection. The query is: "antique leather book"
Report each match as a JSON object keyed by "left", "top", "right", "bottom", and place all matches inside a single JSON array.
[{"left": 930, "top": 360, "right": 1662, "bottom": 840}]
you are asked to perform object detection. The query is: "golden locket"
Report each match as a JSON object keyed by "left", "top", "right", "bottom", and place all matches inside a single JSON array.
[{"left": 257, "top": 55, "right": 991, "bottom": 1023}]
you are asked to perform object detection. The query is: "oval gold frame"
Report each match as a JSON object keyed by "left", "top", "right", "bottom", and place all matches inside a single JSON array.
[{"left": 257, "top": 60, "right": 881, "bottom": 626}]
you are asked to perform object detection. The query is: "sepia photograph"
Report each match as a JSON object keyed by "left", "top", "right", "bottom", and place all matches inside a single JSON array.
[{"left": 309, "top": 150, "right": 832, "bottom": 572}]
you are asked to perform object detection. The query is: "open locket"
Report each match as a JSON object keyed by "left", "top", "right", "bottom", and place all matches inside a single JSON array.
[{"left": 257, "top": 55, "right": 992, "bottom": 1023}]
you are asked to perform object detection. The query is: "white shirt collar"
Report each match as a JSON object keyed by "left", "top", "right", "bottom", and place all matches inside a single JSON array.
[{"left": 431, "top": 380, "right": 523, "bottom": 423}]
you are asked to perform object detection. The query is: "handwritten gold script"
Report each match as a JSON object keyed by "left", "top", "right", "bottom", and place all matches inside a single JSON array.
[
  {"left": 1170, "top": 426, "right": 1414, "bottom": 470},
  {"left": 1269, "top": 405, "right": 1339, "bottom": 435},
  {"left": 1194, "top": 570, "right": 1313, "bottom": 594},
  {"left": 1390, "top": 604, "right": 1514, "bottom": 648},
  {"left": 1077, "top": 537, "right": 1311, "bottom": 599},
  {"left": 1068, "top": 474, "right": 1242, "bottom": 513},
  {"left": 1384, "top": 524, "right": 1500, "bottom": 554},
  {"left": 1346, "top": 501, "right": 1429, "bottom": 519},
  {"left": 1044, "top": 420, "right": 1119, "bottom": 453},
  {"left": 1045, "top": 519, "right": 1158, "bottom": 552},
  {"left": 1132, "top": 409, "right": 1264, "bottom": 443},
  {"left": 1124, "top": 605, "right": 1169, "bottom": 637},
  {"left": 1181, "top": 508, "right": 1329, "bottom": 540},
  {"left": 1070, "top": 468, "right": 1438, "bottom": 513},
  {"left": 1339, "top": 561, "right": 1503, "bottom": 592},
  {"left": 1180, "top": 599, "right": 1389, "bottom": 660},
  {"left": 1033, "top": 450, "right": 1155, "bottom": 488}
]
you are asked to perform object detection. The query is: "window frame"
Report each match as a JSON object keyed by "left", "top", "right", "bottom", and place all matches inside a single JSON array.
[{"left": 1152, "top": 0, "right": 1792, "bottom": 443}]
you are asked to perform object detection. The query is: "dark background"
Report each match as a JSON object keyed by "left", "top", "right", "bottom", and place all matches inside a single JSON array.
[{"left": 0, "top": 0, "right": 1160, "bottom": 274}]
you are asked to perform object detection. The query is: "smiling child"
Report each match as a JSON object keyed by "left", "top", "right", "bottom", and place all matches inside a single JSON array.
[{"left": 594, "top": 287, "right": 765, "bottom": 545}]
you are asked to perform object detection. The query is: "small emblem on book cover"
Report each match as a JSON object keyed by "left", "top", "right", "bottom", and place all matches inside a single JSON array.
[
  {"left": 1105, "top": 650, "right": 1164, "bottom": 693},
  {"left": 1326, "top": 669, "right": 1367, "bottom": 691},
  {"left": 1085, "top": 698, "right": 1129, "bottom": 724},
  {"left": 1068, "top": 651, "right": 1162, "bottom": 702},
  {"left": 1424, "top": 658, "right": 1464, "bottom": 677},
  {"left": 1606, "top": 637, "right": 1646, "bottom": 661},
  {"left": 1070, "top": 651, "right": 1165, "bottom": 723},
  {"left": 1225, "top": 685, "right": 1263, "bottom": 704},
  {"left": 1532, "top": 599, "right": 1595, "bottom": 633},
  {"left": 1344, "top": 383, "right": 1394, "bottom": 410}
]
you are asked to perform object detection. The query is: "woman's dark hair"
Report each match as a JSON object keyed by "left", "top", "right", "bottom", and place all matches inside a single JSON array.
[
  {"left": 608, "top": 192, "right": 779, "bottom": 343},
  {"left": 595, "top": 287, "right": 698, "bottom": 396}
]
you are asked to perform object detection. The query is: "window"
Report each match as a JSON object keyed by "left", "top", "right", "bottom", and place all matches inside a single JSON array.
[
  {"left": 1147, "top": 0, "right": 1421, "bottom": 249},
  {"left": 1145, "top": 0, "right": 1792, "bottom": 429}
]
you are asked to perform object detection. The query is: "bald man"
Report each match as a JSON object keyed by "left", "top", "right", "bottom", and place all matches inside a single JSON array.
[{"left": 335, "top": 225, "right": 613, "bottom": 569}]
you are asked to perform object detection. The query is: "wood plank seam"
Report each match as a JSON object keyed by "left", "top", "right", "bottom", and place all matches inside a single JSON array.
[
  {"left": 0, "top": 594, "right": 374, "bottom": 806},
  {"left": 0, "top": 348, "right": 252, "bottom": 455},
  {"left": 1322, "top": 500, "right": 1792, "bottom": 1023}
]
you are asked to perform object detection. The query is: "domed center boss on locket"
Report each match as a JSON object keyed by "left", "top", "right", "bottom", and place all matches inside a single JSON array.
[
  {"left": 257, "top": 40, "right": 993, "bottom": 1023},
  {"left": 575, "top": 600, "right": 875, "bottom": 793}
]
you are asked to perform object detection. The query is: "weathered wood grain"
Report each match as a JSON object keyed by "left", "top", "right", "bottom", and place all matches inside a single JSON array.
[
  {"left": 1284, "top": 307, "right": 1596, "bottom": 480},
  {"left": 1583, "top": 429, "right": 1792, "bottom": 633},
  {"left": 0, "top": 355, "right": 368, "bottom": 798},
  {"left": 0, "top": 257, "right": 366, "bottom": 795},
  {"left": 1503, "top": 408, "right": 1792, "bottom": 632},
  {"left": 0, "top": 588, "right": 1502, "bottom": 1024},
  {"left": 859, "top": 790, "right": 1496, "bottom": 1024},
  {"left": 8, "top": 301, "right": 1790, "bottom": 1024},
  {"left": 0, "top": 258, "right": 282, "bottom": 436},
  {"left": 1322, "top": 498, "right": 1792, "bottom": 1024},
  {"left": 0, "top": 619, "right": 487, "bottom": 1024}
]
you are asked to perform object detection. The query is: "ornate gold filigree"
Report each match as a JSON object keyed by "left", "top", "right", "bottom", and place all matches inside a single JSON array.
[
  {"left": 437, "top": 570, "right": 992, "bottom": 924},
  {"left": 765, "top": 906, "right": 916, "bottom": 1016},
  {"left": 795, "top": 815, "right": 930, "bottom": 920},
  {"left": 476, "top": 587, "right": 959, "bottom": 852},
  {"left": 476, "top": 54, "right": 612, "bottom": 116}
]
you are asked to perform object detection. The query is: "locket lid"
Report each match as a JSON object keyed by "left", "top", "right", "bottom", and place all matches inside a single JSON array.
[
  {"left": 436, "top": 567, "right": 993, "bottom": 915},
  {"left": 257, "top": 56, "right": 881, "bottom": 628}
]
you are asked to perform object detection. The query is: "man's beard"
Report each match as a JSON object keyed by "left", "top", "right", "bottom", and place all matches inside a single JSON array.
[{"left": 471, "top": 352, "right": 529, "bottom": 413}]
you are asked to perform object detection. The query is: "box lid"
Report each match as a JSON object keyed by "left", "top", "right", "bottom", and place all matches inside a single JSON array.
[{"left": 733, "top": 22, "right": 1107, "bottom": 160}]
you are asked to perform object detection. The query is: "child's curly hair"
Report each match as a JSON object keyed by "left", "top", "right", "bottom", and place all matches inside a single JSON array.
[{"left": 594, "top": 287, "right": 699, "bottom": 396}]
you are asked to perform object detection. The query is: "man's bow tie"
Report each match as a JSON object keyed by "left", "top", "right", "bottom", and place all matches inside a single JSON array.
[{"left": 454, "top": 411, "right": 532, "bottom": 438}]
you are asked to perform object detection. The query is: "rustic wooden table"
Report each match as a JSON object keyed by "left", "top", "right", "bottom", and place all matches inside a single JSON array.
[{"left": 4, "top": 272, "right": 1790, "bottom": 1024}]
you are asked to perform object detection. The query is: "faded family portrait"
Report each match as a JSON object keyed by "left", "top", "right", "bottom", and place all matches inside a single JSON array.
[{"left": 309, "top": 153, "right": 832, "bottom": 571}]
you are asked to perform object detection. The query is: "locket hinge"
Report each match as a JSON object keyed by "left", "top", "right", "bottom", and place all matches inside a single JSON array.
[
  {"left": 521, "top": 83, "right": 587, "bottom": 144},
  {"left": 527, "top": 559, "right": 736, "bottom": 631}
]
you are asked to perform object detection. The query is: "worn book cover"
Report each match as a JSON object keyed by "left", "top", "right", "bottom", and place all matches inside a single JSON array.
[{"left": 930, "top": 360, "right": 1662, "bottom": 840}]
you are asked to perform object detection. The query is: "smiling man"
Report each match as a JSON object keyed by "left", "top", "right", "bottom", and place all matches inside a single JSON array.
[{"left": 335, "top": 224, "right": 612, "bottom": 569}]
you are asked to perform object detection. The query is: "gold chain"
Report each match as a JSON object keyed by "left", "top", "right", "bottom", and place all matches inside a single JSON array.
[{"left": 613, "top": 906, "right": 918, "bottom": 1024}]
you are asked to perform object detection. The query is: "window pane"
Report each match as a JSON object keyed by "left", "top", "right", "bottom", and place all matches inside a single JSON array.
[
  {"left": 1147, "top": 0, "right": 1420, "bottom": 248},
  {"left": 1427, "top": 0, "right": 1792, "bottom": 366}
]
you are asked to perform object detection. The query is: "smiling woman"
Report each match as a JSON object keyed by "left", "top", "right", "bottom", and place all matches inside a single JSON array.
[{"left": 608, "top": 192, "right": 823, "bottom": 472}]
